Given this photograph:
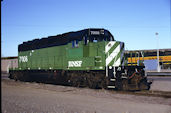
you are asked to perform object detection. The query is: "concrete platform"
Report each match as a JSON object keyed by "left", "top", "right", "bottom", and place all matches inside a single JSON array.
[{"left": 146, "top": 70, "right": 171, "bottom": 76}]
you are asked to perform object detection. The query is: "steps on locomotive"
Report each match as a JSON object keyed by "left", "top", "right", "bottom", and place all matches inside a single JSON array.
[
  {"left": 110, "top": 79, "right": 116, "bottom": 81},
  {"left": 107, "top": 77, "right": 116, "bottom": 89},
  {"left": 107, "top": 86, "right": 115, "bottom": 88}
]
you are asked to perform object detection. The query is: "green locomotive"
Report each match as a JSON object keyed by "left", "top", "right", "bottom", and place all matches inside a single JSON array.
[{"left": 9, "top": 28, "right": 151, "bottom": 90}]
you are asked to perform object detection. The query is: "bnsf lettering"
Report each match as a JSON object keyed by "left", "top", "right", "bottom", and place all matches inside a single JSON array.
[
  {"left": 68, "top": 61, "right": 82, "bottom": 67},
  {"left": 19, "top": 56, "right": 28, "bottom": 62}
]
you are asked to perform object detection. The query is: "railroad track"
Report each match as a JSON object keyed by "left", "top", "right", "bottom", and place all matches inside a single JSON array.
[
  {"left": 111, "top": 90, "right": 171, "bottom": 98},
  {"left": 135, "top": 90, "right": 171, "bottom": 98},
  {"left": 2, "top": 78, "right": 171, "bottom": 98}
]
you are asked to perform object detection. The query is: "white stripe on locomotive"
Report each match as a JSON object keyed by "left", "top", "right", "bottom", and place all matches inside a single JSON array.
[
  {"left": 105, "top": 41, "right": 120, "bottom": 66},
  {"left": 105, "top": 41, "right": 116, "bottom": 53}
]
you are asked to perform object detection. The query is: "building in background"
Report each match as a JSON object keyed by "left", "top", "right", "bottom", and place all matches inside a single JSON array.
[{"left": 1, "top": 56, "right": 18, "bottom": 74}]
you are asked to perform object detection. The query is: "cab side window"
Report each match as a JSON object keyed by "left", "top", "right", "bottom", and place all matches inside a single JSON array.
[
  {"left": 93, "top": 38, "right": 97, "bottom": 43},
  {"left": 84, "top": 36, "right": 89, "bottom": 45},
  {"left": 75, "top": 40, "right": 79, "bottom": 47},
  {"left": 72, "top": 40, "right": 79, "bottom": 48}
]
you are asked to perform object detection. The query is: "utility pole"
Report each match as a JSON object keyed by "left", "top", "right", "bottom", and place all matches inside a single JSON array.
[{"left": 156, "top": 32, "right": 160, "bottom": 72}]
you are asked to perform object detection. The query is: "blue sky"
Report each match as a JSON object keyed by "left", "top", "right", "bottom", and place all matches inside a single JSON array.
[{"left": 1, "top": 0, "right": 171, "bottom": 57}]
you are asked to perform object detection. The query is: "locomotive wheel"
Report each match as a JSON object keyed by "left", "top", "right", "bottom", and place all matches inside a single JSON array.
[
  {"left": 70, "top": 76, "right": 79, "bottom": 87},
  {"left": 87, "top": 76, "right": 95, "bottom": 88},
  {"left": 122, "top": 79, "right": 129, "bottom": 91},
  {"left": 115, "top": 79, "right": 123, "bottom": 90},
  {"left": 88, "top": 80, "right": 98, "bottom": 89},
  {"left": 139, "top": 80, "right": 150, "bottom": 90},
  {"left": 8, "top": 73, "right": 13, "bottom": 79},
  {"left": 69, "top": 73, "right": 83, "bottom": 87},
  {"left": 13, "top": 73, "right": 18, "bottom": 81},
  {"left": 87, "top": 73, "right": 98, "bottom": 89},
  {"left": 23, "top": 72, "right": 31, "bottom": 82},
  {"left": 101, "top": 77, "right": 108, "bottom": 89}
]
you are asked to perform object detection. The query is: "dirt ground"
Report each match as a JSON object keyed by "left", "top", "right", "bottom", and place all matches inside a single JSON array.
[{"left": 2, "top": 79, "right": 171, "bottom": 113}]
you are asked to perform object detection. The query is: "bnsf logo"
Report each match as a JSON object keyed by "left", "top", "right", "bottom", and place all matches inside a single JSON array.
[
  {"left": 19, "top": 56, "right": 28, "bottom": 62},
  {"left": 68, "top": 61, "right": 82, "bottom": 67}
]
